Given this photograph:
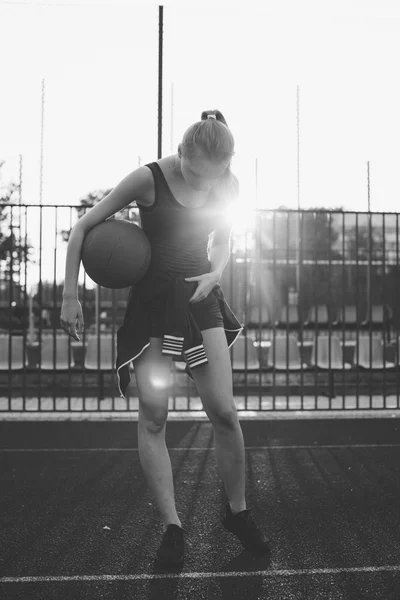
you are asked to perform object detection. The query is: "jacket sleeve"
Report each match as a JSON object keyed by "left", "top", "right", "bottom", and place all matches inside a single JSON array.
[{"left": 162, "top": 278, "right": 208, "bottom": 370}]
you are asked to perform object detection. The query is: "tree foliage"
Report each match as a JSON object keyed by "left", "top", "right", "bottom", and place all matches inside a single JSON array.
[{"left": 0, "top": 172, "right": 32, "bottom": 293}]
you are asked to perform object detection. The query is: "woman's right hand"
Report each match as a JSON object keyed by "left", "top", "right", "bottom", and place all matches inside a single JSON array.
[{"left": 60, "top": 297, "right": 84, "bottom": 341}]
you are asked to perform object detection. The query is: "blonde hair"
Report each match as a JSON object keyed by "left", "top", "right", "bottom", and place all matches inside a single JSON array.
[
  {"left": 181, "top": 109, "right": 235, "bottom": 163},
  {"left": 182, "top": 109, "right": 238, "bottom": 204}
]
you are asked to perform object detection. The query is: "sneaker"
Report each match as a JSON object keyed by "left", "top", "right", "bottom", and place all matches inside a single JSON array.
[
  {"left": 155, "top": 524, "right": 186, "bottom": 567},
  {"left": 222, "top": 504, "right": 270, "bottom": 555}
]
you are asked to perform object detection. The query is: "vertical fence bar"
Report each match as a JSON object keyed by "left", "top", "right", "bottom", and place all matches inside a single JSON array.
[
  {"left": 52, "top": 206, "right": 57, "bottom": 406},
  {"left": 285, "top": 212, "right": 290, "bottom": 409},
  {"left": 243, "top": 227, "right": 249, "bottom": 410},
  {"left": 67, "top": 207, "right": 73, "bottom": 410},
  {"left": 327, "top": 212, "right": 333, "bottom": 404},
  {"left": 67, "top": 207, "right": 73, "bottom": 411},
  {"left": 82, "top": 277, "right": 88, "bottom": 413},
  {"left": 382, "top": 213, "right": 387, "bottom": 407},
  {"left": 272, "top": 212, "right": 276, "bottom": 410},
  {"left": 368, "top": 212, "right": 373, "bottom": 408},
  {"left": 255, "top": 162, "right": 262, "bottom": 411},
  {"left": 112, "top": 287, "right": 117, "bottom": 410},
  {"left": 23, "top": 205, "right": 28, "bottom": 409},
  {"left": 81, "top": 207, "right": 87, "bottom": 411},
  {"left": 97, "top": 284, "right": 101, "bottom": 403},
  {"left": 355, "top": 213, "right": 360, "bottom": 408},
  {"left": 7, "top": 206, "right": 13, "bottom": 407},
  {"left": 38, "top": 204, "right": 43, "bottom": 408},
  {"left": 299, "top": 210, "right": 304, "bottom": 409},
  {"left": 18, "top": 155, "right": 26, "bottom": 408},
  {"left": 396, "top": 213, "right": 400, "bottom": 408},
  {"left": 312, "top": 212, "right": 318, "bottom": 408},
  {"left": 256, "top": 211, "right": 262, "bottom": 410},
  {"left": 341, "top": 212, "right": 346, "bottom": 405}
]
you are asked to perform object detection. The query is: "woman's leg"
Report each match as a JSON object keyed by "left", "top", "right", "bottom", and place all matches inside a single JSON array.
[
  {"left": 134, "top": 338, "right": 181, "bottom": 531},
  {"left": 189, "top": 328, "right": 246, "bottom": 514}
]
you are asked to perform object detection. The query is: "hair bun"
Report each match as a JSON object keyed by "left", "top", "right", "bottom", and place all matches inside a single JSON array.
[
  {"left": 201, "top": 110, "right": 214, "bottom": 120},
  {"left": 200, "top": 110, "right": 228, "bottom": 127}
]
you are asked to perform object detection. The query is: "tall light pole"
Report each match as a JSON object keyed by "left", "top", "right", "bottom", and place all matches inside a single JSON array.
[
  {"left": 367, "top": 161, "right": 371, "bottom": 212},
  {"left": 296, "top": 84, "right": 301, "bottom": 295},
  {"left": 297, "top": 84, "right": 300, "bottom": 211},
  {"left": 37, "top": 78, "right": 46, "bottom": 343},
  {"left": 39, "top": 78, "right": 45, "bottom": 206},
  {"left": 158, "top": 6, "right": 163, "bottom": 159},
  {"left": 170, "top": 82, "right": 174, "bottom": 154}
]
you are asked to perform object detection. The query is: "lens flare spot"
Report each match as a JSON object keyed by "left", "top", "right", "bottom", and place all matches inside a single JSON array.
[
  {"left": 150, "top": 375, "right": 169, "bottom": 389},
  {"left": 226, "top": 197, "right": 256, "bottom": 235}
]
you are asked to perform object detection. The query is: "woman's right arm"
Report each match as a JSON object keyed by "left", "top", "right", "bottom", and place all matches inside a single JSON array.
[{"left": 60, "top": 166, "right": 153, "bottom": 339}]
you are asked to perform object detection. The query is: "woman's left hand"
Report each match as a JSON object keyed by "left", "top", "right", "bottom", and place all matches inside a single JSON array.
[{"left": 185, "top": 272, "right": 220, "bottom": 303}]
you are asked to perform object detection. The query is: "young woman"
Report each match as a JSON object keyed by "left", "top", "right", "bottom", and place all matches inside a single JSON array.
[{"left": 60, "top": 110, "right": 270, "bottom": 567}]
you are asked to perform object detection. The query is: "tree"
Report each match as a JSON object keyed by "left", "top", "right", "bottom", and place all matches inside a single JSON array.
[
  {"left": 249, "top": 207, "right": 345, "bottom": 318},
  {"left": 297, "top": 208, "right": 344, "bottom": 310},
  {"left": 0, "top": 173, "right": 32, "bottom": 300},
  {"left": 299, "top": 208, "right": 343, "bottom": 262},
  {"left": 345, "top": 223, "right": 388, "bottom": 309},
  {"left": 346, "top": 224, "right": 384, "bottom": 262}
]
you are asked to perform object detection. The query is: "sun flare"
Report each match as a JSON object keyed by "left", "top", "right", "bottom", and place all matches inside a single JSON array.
[{"left": 227, "top": 197, "right": 257, "bottom": 235}]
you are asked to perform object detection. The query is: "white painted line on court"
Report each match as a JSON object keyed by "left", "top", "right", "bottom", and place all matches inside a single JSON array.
[
  {"left": 1, "top": 443, "right": 400, "bottom": 452},
  {"left": 1, "top": 564, "right": 400, "bottom": 583}
]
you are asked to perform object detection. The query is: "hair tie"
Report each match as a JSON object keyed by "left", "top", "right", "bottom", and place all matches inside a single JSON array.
[{"left": 207, "top": 114, "right": 217, "bottom": 120}]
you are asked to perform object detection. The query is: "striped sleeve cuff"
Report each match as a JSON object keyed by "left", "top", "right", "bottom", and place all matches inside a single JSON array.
[
  {"left": 162, "top": 334, "right": 184, "bottom": 356},
  {"left": 184, "top": 344, "right": 208, "bottom": 369}
]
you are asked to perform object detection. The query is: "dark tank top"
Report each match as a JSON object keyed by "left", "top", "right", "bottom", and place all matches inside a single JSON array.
[{"left": 138, "top": 162, "right": 224, "bottom": 286}]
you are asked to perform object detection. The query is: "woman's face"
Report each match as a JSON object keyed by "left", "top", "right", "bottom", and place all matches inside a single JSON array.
[{"left": 179, "top": 146, "right": 228, "bottom": 192}]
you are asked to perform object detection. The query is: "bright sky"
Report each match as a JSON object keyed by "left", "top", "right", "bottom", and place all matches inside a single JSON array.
[
  {"left": 1, "top": 0, "right": 400, "bottom": 213},
  {"left": 2, "top": 0, "right": 400, "bottom": 286}
]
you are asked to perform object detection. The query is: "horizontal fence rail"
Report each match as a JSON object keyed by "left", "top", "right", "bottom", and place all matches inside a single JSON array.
[{"left": 1, "top": 203, "right": 400, "bottom": 412}]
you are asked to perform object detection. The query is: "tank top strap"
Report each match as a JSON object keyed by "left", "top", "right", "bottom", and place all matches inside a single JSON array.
[{"left": 142, "top": 162, "right": 175, "bottom": 212}]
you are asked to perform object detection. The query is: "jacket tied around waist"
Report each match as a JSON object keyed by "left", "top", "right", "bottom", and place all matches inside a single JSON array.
[{"left": 116, "top": 277, "right": 243, "bottom": 399}]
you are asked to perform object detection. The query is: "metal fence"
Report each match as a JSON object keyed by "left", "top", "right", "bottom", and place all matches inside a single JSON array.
[{"left": 1, "top": 203, "right": 400, "bottom": 413}]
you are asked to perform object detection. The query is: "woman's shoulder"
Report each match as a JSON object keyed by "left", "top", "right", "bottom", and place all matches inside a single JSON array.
[
  {"left": 154, "top": 155, "right": 176, "bottom": 177},
  {"left": 137, "top": 156, "right": 178, "bottom": 208},
  {"left": 135, "top": 164, "right": 156, "bottom": 208}
]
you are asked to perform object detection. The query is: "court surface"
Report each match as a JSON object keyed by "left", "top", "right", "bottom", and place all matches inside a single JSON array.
[{"left": 1, "top": 415, "right": 400, "bottom": 599}]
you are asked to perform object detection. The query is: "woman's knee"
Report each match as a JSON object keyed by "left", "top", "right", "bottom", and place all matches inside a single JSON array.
[
  {"left": 135, "top": 339, "right": 172, "bottom": 390},
  {"left": 136, "top": 381, "right": 169, "bottom": 433},
  {"left": 206, "top": 400, "right": 239, "bottom": 430},
  {"left": 139, "top": 400, "right": 168, "bottom": 433},
  {"left": 135, "top": 337, "right": 171, "bottom": 433}
]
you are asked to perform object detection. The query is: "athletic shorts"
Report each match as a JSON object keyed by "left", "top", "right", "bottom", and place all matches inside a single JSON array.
[{"left": 146, "top": 290, "right": 224, "bottom": 338}]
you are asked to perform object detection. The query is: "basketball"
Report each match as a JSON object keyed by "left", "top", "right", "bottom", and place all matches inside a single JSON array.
[{"left": 81, "top": 219, "right": 151, "bottom": 289}]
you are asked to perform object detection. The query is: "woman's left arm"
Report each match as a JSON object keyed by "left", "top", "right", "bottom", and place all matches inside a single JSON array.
[
  {"left": 185, "top": 226, "right": 232, "bottom": 302},
  {"left": 209, "top": 234, "right": 231, "bottom": 283},
  {"left": 186, "top": 178, "right": 237, "bottom": 302}
]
